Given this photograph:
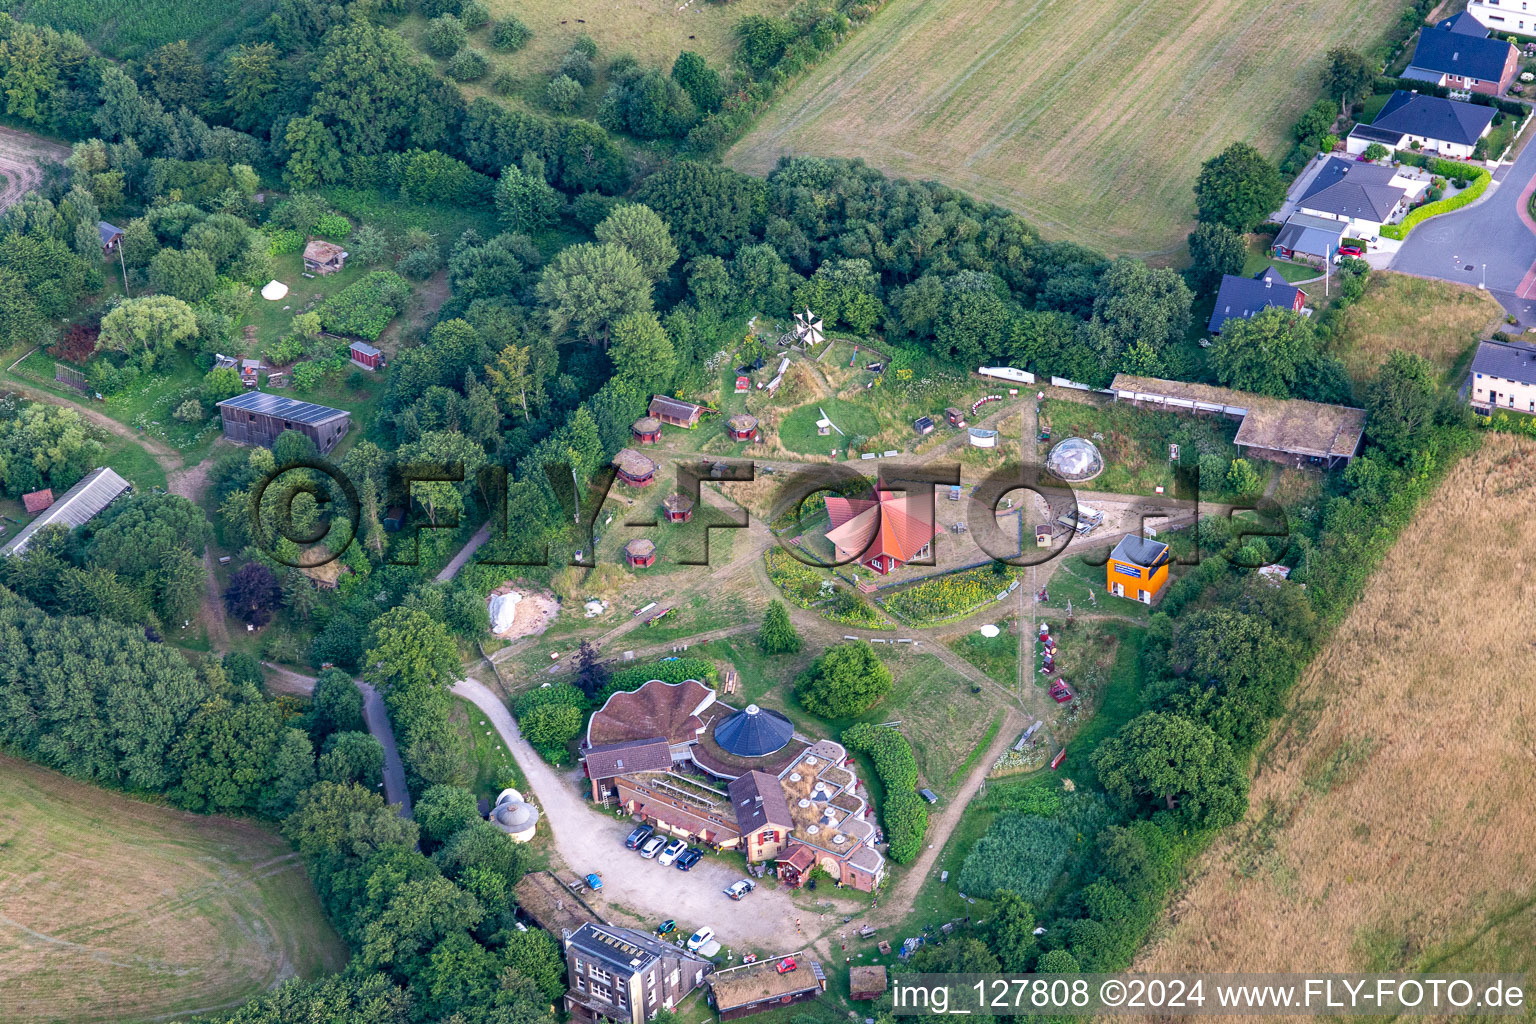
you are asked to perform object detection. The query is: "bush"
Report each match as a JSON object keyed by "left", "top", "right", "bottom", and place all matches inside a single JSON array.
[
  {"left": 547, "top": 74, "right": 583, "bottom": 113},
  {"left": 958, "top": 814, "right": 1071, "bottom": 900},
  {"left": 796, "top": 640, "right": 892, "bottom": 718},
  {"left": 445, "top": 49, "right": 489, "bottom": 82},
  {"left": 316, "top": 270, "right": 410, "bottom": 339},
  {"left": 264, "top": 227, "right": 305, "bottom": 256},
  {"left": 172, "top": 399, "right": 204, "bottom": 422},
  {"left": 315, "top": 212, "right": 351, "bottom": 239},
  {"left": 559, "top": 49, "right": 595, "bottom": 86},
  {"left": 513, "top": 683, "right": 587, "bottom": 763},
  {"left": 491, "top": 17, "right": 531, "bottom": 51},
  {"left": 396, "top": 247, "right": 441, "bottom": 280},
  {"left": 459, "top": 0, "right": 490, "bottom": 27},
  {"left": 1380, "top": 163, "right": 1491, "bottom": 239},
  {"left": 424, "top": 15, "right": 468, "bottom": 58},
  {"left": 491, "top": 72, "right": 519, "bottom": 95}
]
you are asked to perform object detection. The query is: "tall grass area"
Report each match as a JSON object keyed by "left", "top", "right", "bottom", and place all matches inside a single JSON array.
[
  {"left": 7, "top": 0, "right": 271, "bottom": 57},
  {"left": 1332, "top": 272, "right": 1504, "bottom": 384}
]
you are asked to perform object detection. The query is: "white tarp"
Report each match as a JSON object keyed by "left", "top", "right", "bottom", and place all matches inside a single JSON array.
[
  {"left": 979, "top": 624, "right": 1001, "bottom": 638},
  {"left": 489, "top": 590, "right": 522, "bottom": 633},
  {"left": 261, "top": 280, "right": 289, "bottom": 300}
]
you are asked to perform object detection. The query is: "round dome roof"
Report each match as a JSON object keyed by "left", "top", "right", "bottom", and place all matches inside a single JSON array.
[
  {"left": 493, "top": 799, "right": 539, "bottom": 834},
  {"left": 1045, "top": 437, "right": 1105, "bottom": 482},
  {"left": 495, "top": 787, "right": 523, "bottom": 806},
  {"left": 712, "top": 703, "right": 795, "bottom": 758}
]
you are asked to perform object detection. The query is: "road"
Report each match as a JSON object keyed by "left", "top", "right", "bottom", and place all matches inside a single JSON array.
[
  {"left": 261, "top": 663, "right": 412, "bottom": 818},
  {"left": 452, "top": 677, "right": 805, "bottom": 951},
  {"left": 1391, "top": 133, "right": 1536, "bottom": 325}
]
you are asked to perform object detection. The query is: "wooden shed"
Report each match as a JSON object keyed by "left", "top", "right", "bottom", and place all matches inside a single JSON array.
[
  {"left": 216, "top": 391, "right": 351, "bottom": 455},
  {"left": 349, "top": 340, "right": 384, "bottom": 370},
  {"left": 726, "top": 413, "right": 758, "bottom": 441},
  {"left": 662, "top": 493, "right": 694, "bottom": 522},
  {"left": 302, "top": 239, "right": 347, "bottom": 275},
  {"left": 631, "top": 416, "right": 663, "bottom": 445},
  {"left": 612, "top": 448, "right": 658, "bottom": 487},
  {"left": 649, "top": 395, "right": 706, "bottom": 428},
  {"left": 624, "top": 538, "right": 656, "bottom": 568}
]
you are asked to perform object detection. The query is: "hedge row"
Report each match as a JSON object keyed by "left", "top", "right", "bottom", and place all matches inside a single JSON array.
[
  {"left": 1380, "top": 163, "right": 1491, "bottom": 239},
  {"left": 842, "top": 722, "right": 927, "bottom": 862}
]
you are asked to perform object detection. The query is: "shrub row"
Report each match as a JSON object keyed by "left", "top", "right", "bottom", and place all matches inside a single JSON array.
[
  {"left": 1380, "top": 164, "right": 1490, "bottom": 239},
  {"left": 841, "top": 722, "right": 927, "bottom": 862}
]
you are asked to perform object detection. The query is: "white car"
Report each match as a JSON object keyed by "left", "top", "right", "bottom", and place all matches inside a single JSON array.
[
  {"left": 657, "top": 838, "right": 687, "bottom": 866},
  {"left": 639, "top": 836, "right": 666, "bottom": 859},
  {"left": 686, "top": 926, "right": 715, "bottom": 952}
]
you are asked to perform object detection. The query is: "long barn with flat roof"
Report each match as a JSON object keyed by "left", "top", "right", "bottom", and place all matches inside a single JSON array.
[{"left": 217, "top": 391, "right": 351, "bottom": 454}]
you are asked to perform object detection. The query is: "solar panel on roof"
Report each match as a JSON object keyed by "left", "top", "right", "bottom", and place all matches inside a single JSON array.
[{"left": 217, "top": 391, "right": 348, "bottom": 425}]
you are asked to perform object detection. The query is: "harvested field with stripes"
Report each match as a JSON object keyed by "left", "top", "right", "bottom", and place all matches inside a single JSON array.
[{"left": 727, "top": 0, "right": 1405, "bottom": 255}]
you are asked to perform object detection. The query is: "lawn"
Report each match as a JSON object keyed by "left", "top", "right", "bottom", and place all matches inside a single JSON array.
[
  {"left": 1243, "top": 234, "right": 1324, "bottom": 284},
  {"left": 948, "top": 626, "right": 1020, "bottom": 687},
  {"left": 777, "top": 397, "right": 881, "bottom": 456},
  {"left": 0, "top": 754, "right": 346, "bottom": 1024},
  {"left": 727, "top": 0, "right": 1407, "bottom": 256},
  {"left": 1331, "top": 271, "right": 1504, "bottom": 384}
]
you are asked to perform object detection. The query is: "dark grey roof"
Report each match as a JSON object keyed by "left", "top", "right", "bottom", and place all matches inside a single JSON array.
[
  {"left": 1470, "top": 339, "right": 1536, "bottom": 385},
  {"left": 1297, "top": 157, "right": 1406, "bottom": 222},
  {"left": 1410, "top": 21, "right": 1513, "bottom": 83},
  {"left": 1372, "top": 90, "right": 1496, "bottom": 148},
  {"left": 583, "top": 737, "right": 674, "bottom": 780},
  {"left": 216, "top": 390, "right": 349, "bottom": 426},
  {"left": 1109, "top": 535, "right": 1170, "bottom": 569},
  {"left": 2, "top": 467, "right": 131, "bottom": 556},
  {"left": 1208, "top": 268, "right": 1303, "bottom": 333},
  {"left": 727, "top": 770, "right": 794, "bottom": 834},
  {"left": 567, "top": 923, "right": 710, "bottom": 972},
  {"left": 1274, "top": 213, "right": 1344, "bottom": 258},
  {"left": 714, "top": 704, "right": 795, "bottom": 758},
  {"left": 1437, "top": 11, "right": 1488, "bottom": 35},
  {"left": 1398, "top": 66, "right": 1446, "bottom": 84},
  {"left": 1348, "top": 123, "right": 1409, "bottom": 144},
  {"left": 97, "top": 221, "right": 122, "bottom": 245}
]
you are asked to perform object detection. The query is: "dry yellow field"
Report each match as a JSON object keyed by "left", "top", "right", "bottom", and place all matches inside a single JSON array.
[
  {"left": 0, "top": 755, "right": 347, "bottom": 1023},
  {"left": 1135, "top": 434, "right": 1536, "bottom": 991},
  {"left": 1334, "top": 272, "right": 1504, "bottom": 383},
  {"left": 727, "top": 0, "right": 1406, "bottom": 255}
]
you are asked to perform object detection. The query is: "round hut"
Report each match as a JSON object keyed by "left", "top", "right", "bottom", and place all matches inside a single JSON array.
[
  {"left": 624, "top": 537, "right": 657, "bottom": 568},
  {"left": 726, "top": 413, "right": 759, "bottom": 441},
  {"left": 490, "top": 788, "right": 540, "bottom": 842},
  {"left": 631, "top": 416, "right": 663, "bottom": 445},
  {"left": 712, "top": 703, "right": 795, "bottom": 758},
  {"left": 661, "top": 493, "right": 694, "bottom": 523},
  {"left": 613, "top": 447, "right": 658, "bottom": 487}
]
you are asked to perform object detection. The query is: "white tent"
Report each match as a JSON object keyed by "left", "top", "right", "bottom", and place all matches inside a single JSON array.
[
  {"left": 261, "top": 280, "right": 289, "bottom": 301},
  {"left": 489, "top": 590, "right": 522, "bottom": 633}
]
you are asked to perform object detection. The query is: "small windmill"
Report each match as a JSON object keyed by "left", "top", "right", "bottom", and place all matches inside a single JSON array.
[{"left": 793, "top": 308, "right": 825, "bottom": 346}]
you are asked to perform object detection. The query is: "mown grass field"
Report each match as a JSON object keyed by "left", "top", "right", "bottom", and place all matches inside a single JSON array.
[
  {"left": 1135, "top": 434, "right": 1536, "bottom": 982},
  {"left": 727, "top": 0, "right": 1405, "bottom": 255},
  {"left": 0, "top": 755, "right": 346, "bottom": 1023},
  {"left": 1332, "top": 271, "right": 1504, "bottom": 384}
]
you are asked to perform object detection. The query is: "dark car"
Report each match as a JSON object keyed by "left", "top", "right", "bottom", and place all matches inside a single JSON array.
[
  {"left": 624, "top": 825, "right": 654, "bottom": 849},
  {"left": 676, "top": 848, "right": 703, "bottom": 871}
]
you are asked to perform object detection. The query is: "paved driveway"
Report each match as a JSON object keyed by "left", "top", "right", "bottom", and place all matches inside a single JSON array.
[
  {"left": 1391, "top": 138, "right": 1536, "bottom": 326},
  {"left": 453, "top": 678, "right": 805, "bottom": 954}
]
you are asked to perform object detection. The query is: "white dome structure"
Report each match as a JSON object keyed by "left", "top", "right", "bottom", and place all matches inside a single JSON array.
[
  {"left": 1045, "top": 437, "right": 1105, "bottom": 482},
  {"left": 260, "top": 280, "right": 288, "bottom": 301},
  {"left": 491, "top": 789, "right": 539, "bottom": 842},
  {"left": 489, "top": 591, "right": 522, "bottom": 633}
]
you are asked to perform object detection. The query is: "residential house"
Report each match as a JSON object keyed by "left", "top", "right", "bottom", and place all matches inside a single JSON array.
[
  {"left": 1106, "top": 535, "right": 1171, "bottom": 604},
  {"left": 1403, "top": 13, "right": 1519, "bottom": 95},
  {"left": 1468, "top": 338, "right": 1536, "bottom": 412},
  {"left": 1294, "top": 156, "right": 1413, "bottom": 237},
  {"left": 1110, "top": 375, "right": 1367, "bottom": 468},
  {"left": 1465, "top": 0, "right": 1536, "bottom": 35},
  {"left": 216, "top": 391, "right": 351, "bottom": 454},
  {"left": 1207, "top": 268, "right": 1306, "bottom": 334},
  {"left": 1271, "top": 213, "right": 1346, "bottom": 264},
  {"left": 1346, "top": 91, "right": 1497, "bottom": 160},
  {"left": 2, "top": 467, "right": 132, "bottom": 557},
  {"left": 302, "top": 239, "right": 347, "bottom": 275},
  {"left": 823, "top": 489, "right": 935, "bottom": 575},
  {"left": 728, "top": 770, "right": 794, "bottom": 863},
  {"left": 707, "top": 958, "right": 827, "bottom": 1021},
  {"left": 563, "top": 923, "right": 713, "bottom": 1024}
]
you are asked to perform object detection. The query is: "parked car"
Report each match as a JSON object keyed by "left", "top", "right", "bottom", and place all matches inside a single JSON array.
[
  {"left": 776, "top": 957, "right": 798, "bottom": 975},
  {"left": 723, "top": 879, "right": 756, "bottom": 900},
  {"left": 1338, "top": 244, "right": 1364, "bottom": 257},
  {"left": 639, "top": 836, "right": 666, "bottom": 859},
  {"left": 657, "top": 838, "right": 687, "bottom": 866},
  {"left": 686, "top": 926, "right": 715, "bottom": 952},
  {"left": 625, "top": 825, "right": 654, "bottom": 849},
  {"left": 676, "top": 848, "right": 703, "bottom": 871},
  {"left": 657, "top": 920, "right": 676, "bottom": 936}
]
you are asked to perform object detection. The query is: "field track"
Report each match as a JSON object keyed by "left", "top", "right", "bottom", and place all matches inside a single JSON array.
[
  {"left": 728, "top": 0, "right": 1406, "bottom": 255},
  {"left": 1133, "top": 434, "right": 1536, "bottom": 986}
]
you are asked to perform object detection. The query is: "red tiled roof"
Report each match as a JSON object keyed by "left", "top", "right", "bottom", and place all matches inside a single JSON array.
[
  {"left": 824, "top": 491, "right": 934, "bottom": 566},
  {"left": 587, "top": 678, "right": 714, "bottom": 747},
  {"left": 21, "top": 489, "right": 53, "bottom": 515},
  {"left": 778, "top": 844, "right": 816, "bottom": 871}
]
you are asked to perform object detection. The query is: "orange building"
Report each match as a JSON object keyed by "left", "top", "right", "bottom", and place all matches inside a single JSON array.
[{"left": 1106, "top": 536, "right": 1170, "bottom": 604}]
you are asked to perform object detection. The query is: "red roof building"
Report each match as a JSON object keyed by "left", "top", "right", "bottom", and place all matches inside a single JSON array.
[
  {"left": 823, "top": 490, "right": 935, "bottom": 575},
  {"left": 21, "top": 489, "right": 54, "bottom": 515}
]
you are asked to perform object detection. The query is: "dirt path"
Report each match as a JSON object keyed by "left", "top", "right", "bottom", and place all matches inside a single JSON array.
[
  {"left": 167, "top": 455, "right": 233, "bottom": 653},
  {"left": 0, "top": 127, "right": 69, "bottom": 212},
  {"left": 435, "top": 520, "right": 492, "bottom": 582},
  {"left": 260, "top": 664, "right": 413, "bottom": 818}
]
